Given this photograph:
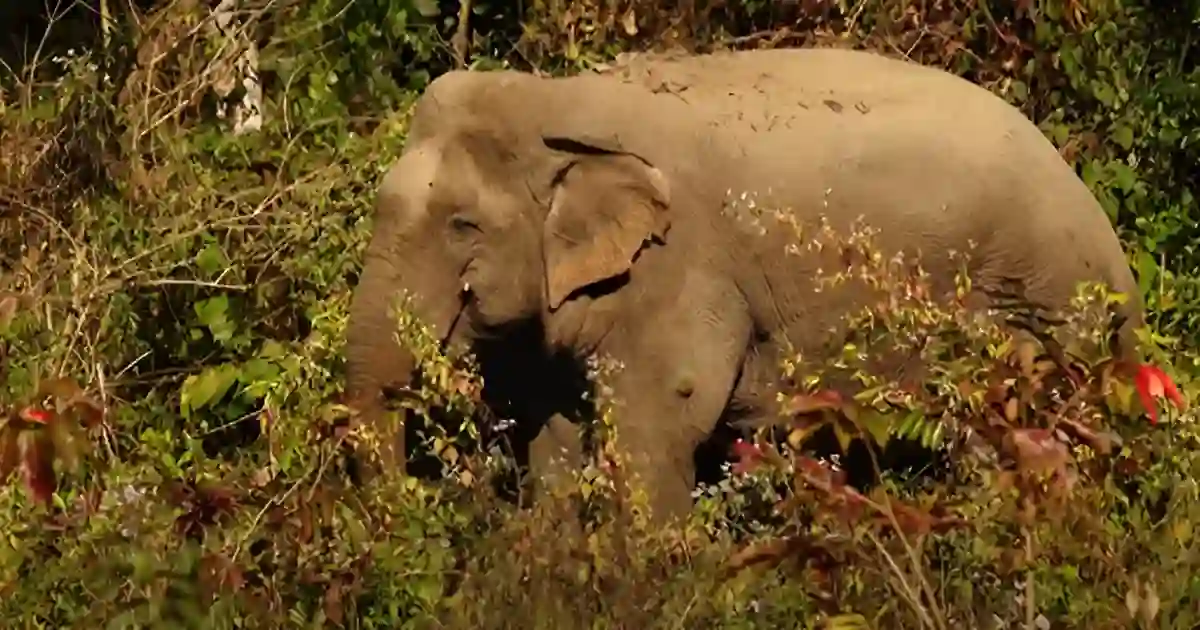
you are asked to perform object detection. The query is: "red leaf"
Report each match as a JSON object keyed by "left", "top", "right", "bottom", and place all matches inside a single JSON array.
[
  {"left": 35, "top": 379, "right": 106, "bottom": 429},
  {"left": 19, "top": 407, "right": 52, "bottom": 425},
  {"left": 731, "top": 439, "right": 764, "bottom": 474},
  {"left": 1134, "top": 364, "right": 1186, "bottom": 425},
  {"left": 198, "top": 552, "right": 246, "bottom": 603},
  {"left": 18, "top": 431, "right": 56, "bottom": 505},
  {"left": 795, "top": 455, "right": 846, "bottom": 488},
  {"left": 794, "top": 456, "right": 867, "bottom": 523}
]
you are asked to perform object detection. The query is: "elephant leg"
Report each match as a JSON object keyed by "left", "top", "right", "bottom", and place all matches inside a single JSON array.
[
  {"left": 603, "top": 274, "right": 753, "bottom": 524},
  {"left": 527, "top": 412, "right": 584, "bottom": 501}
]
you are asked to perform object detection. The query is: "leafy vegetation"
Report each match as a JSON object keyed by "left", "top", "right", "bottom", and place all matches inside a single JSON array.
[{"left": 1, "top": 0, "right": 1199, "bottom": 627}]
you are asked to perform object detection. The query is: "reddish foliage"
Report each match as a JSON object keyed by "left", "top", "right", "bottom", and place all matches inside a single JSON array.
[
  {"left": 725, "top": 452, "right": 970, "bottom": 576},
  {"left": 19, "top": 408, "right": 51, "bottom": 425},
  {"left": 730, "top": 438, "right": 764, "bottom": 475},
  {"left": 168, "top": 481, "right": 241, "bottom": 540},
  {"left": 1005, "top": 428, "right": 1070, "bottom": 477},
  {"left": 725, "top": 536, "right": 817, "bottom": 574},
  {"left": 0, "top": 377, "right": 107, "bottom": 505},
  {"left": 780, "top": 390, "right": 844, "bottom": 416},
  {"left": 198, "top": 552, "right": 246, "bottom": 604},
  {"left": 1133, "top": 363, "right": 1186, "bottom": 425},
  {"left": 722, "top": 274, "right": 1185, "bottom": 582},
  {"left": 794, "top": 455, "right": 868, "bottom": 525},
  {"left": 2, "top": 407, "right": 60, "bottom": 505},
  {"left": 18, "top": 430, "right": 56, "bottom": 505},
  {"left": 793, "top": 455, "right": 967, "bottom": 537}
]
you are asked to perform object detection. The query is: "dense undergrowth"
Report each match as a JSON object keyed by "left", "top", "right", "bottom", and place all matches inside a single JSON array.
[{"left": 2, "top": 0, "right": 1200, "bottom": 627}]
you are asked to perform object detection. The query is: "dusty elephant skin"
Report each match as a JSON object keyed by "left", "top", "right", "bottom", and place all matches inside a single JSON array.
[{"left": 344, "top": 47, "right": 1143, "bottom": 523}]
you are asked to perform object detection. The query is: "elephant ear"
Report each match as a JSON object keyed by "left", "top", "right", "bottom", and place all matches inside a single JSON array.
[{"left": 542, "top": 139, "right": 671, "bottom": 310}]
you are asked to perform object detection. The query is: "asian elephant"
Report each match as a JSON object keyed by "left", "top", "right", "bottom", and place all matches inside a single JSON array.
[{"left": 344, "top": 47, "right": 1142, "bottom": 523}]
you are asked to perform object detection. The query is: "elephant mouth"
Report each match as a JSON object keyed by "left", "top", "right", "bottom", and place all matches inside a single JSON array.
[{"left": 454, "top": 281, "right": 517, "bottom": 342}]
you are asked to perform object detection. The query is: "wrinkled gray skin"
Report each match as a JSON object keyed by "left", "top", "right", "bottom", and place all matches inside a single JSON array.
[{"left": 345, "top": 47, "right": 1142, "bottom": 523}]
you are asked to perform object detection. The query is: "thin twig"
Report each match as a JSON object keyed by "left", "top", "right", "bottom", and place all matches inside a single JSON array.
[
  {"left": 100, "top": 0, "right": 112, "bottom": 50},
  {"left": 865, "top": 528, "right": 938, "bottom": 629},
  {"left": 24, "top": 0, "right": 72, "bottom": 94},
  {"left": 1024, "top": 526, "right": 1036, "bottom": 629},
  {"left": 845, "top": 0, "right": 871, "bottom": 34},
  {"left": 847, "top": 441, "right": 950, "bottom": 629},
  {"left": 451, "top": 0, "right": 473, "bottom": 68},
  {"left": 137, "top": 279, "right": 250, "bottom": 290},
  {"left": 94, "top": 361, "right": 118, "bottom": 461}
]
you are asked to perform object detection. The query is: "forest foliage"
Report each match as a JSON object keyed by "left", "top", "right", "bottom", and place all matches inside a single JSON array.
[{"left": 2, "top": 0, "right": 1200, "bottom": 627}]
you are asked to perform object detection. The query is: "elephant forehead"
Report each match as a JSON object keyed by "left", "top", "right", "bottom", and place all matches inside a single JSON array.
[{"left": 378, "top": 139, "right": 457, "bottom": 227}]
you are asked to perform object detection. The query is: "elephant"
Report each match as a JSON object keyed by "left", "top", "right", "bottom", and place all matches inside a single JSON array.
[{"left": 344, "top": 46, "right": 1143, "bottom": 523}]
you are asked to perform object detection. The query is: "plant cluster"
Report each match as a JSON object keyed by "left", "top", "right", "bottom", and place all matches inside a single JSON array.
[{"left": 711, "top": 215, "right": 1198, "bottom": 627}]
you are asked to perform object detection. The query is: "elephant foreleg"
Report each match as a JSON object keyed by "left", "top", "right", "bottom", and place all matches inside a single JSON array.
[
  {"left": 603, "top": 273, "right": 753, "bottom": 524},
  {"left": 527, "top": 412, "right": 584, "bottom": 501}
]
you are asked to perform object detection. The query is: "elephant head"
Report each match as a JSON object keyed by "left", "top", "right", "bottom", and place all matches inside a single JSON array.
[{"left": 344, "top": 70, "right": 674, "bottom": 476}]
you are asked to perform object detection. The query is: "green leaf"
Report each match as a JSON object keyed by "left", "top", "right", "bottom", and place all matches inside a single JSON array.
[
  {"left": 412, "top": 0, "right": 439, "bottom": 17},
  {"left": 195, "top": 242, "right": 227, "bottom": 276},
  {"left": 1009, "top": 80, "right": 1029, "bottom": 103},
  {"left": 194, "top": 295, "right": 236, "bottom": 343},
  {"left": 260, "top": 340, "right": 288, "bottom": 359},
  {"left": 240, "top": 358, "right": 280, "bottom": 382},
  {"left": 49, "top": 420, "right": 82, "bottom": 473},
  {"left": 1096, "top": 189, "right": 1119, "bottom": 222},
  {"left": 1093, "top": 80, "right": 1116, "bottom": 107},
  {"left": 924, "top": 421, "right": 945, "bottom": 449},
  {"left": 1111, "top": 124, "right": 1135, "bottom": 150},
  {"left": 1135, "top": 250, "right": 1159, "bottom": 297},
  {"left": 858, "top": 409, "right": 892, "bottom": 449},
  {"left": 342, "top": 504, "right": 370, "bottom": 548},
  {"left": 131, "top": 550, "right": 157, "bottom": 584},
  {"left": 1049, "top": 124, "right": 1071, "bottom": 147},
  {"left": 1111, "top": 160, "right": 1137, "bottom": 193},
  {"left": 180, "top": 365, "right": 240, "bottom": 418},
  {"left": 106, "top": 610, "right": 142, "bottom": 630},
  {"left": 1061, "top": 46, "right": 1079, "bottom": 80},
  {"left": 896, "top": 410, "right": 922, "bottom": 439},
  {"left": 832, "top": 421, "right": 854, "bottom": 453},
  {"left": 825, "top": 613, "right": 870, "bottom": 629},
  {"left": 1081, "top": 159, "right": 1102, "bottom": 190}
]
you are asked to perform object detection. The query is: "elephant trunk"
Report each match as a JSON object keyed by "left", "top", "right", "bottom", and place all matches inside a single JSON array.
[{"left": 345, "top": 236, "right": 467, "bottom": 478}]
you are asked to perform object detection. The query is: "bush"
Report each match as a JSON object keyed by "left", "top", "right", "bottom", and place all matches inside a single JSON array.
[{"left": 2, "top": 0, "right": 1199, "bottom": 627}]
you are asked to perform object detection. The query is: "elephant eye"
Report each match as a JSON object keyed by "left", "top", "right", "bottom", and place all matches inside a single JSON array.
[{"left": 449, "top": 215, "right": 481, "bottom": 234}]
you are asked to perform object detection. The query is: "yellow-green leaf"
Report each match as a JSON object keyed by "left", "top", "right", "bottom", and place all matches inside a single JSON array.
[
  {"left": 832, "top": 421, "right": 854, "bottom": 453},
  {"left": 858, "top": 410, "right": 892, "bottom": 449}
]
